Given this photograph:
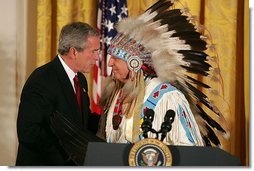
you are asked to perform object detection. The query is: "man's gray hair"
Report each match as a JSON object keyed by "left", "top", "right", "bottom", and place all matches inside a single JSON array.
[{"left": 58, "top": 22, "right": 99, "bottom": 55}]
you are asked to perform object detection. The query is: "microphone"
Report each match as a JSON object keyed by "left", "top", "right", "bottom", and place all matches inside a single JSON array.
[
  {"left": 159, "top": 109, "right": 175, "bottom": 141},
  {"left": 165, "top": 109, "right": 175, "bottom": 123},
  {"left": 141, "top": 109, "right": 157, "bottom": 138}
]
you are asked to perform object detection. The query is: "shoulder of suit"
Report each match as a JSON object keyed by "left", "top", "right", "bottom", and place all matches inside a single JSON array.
[{"left": 26, "top": 58, "right": 58, "bottom": 84}]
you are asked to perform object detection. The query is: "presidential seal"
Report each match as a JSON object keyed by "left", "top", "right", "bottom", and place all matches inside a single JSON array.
[{"left": 128, "top": 138, "right": 172, "bottom": 166}]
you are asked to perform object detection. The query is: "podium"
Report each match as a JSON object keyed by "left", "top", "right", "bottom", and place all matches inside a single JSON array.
[{"left": 84, "top": 142, "right": 241, "bottom": 166}]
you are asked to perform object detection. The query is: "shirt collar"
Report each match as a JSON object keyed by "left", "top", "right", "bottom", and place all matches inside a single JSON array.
[{"left": 58, "top": 54, "right": 76, "bottom": 80}]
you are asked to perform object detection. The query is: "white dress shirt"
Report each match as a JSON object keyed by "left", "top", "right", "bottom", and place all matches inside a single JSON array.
[{"left": 58, "top": 55, "right": 77, "bottom": 93}]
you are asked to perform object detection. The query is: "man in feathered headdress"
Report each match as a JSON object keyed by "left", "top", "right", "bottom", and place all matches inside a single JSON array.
[{"left": 97, "top": 0, "right": 229, "bottom": 147}]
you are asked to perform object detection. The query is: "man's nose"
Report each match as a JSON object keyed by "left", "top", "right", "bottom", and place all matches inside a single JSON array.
[
  {"left": 108, "top": 56, "right": 114, "bottom": 67},
  {"left": 94, "top": 51, "right": 100, "bottom": 61}
]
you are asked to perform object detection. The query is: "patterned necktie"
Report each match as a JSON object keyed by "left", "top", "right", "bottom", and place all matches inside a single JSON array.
[{"left": 73, "top": 75, "right": 83, "bottom": 125}]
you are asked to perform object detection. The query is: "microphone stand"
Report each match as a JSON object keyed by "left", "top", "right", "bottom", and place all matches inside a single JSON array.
[
  {"left": 141, "top": 109, "right": 158, "bottom": 138},
  {"left": 141, "top": 109, "right": 175, "bottom": 142},
  {"left": 157, "top": 110, "right": 175, "bottom": 142}
]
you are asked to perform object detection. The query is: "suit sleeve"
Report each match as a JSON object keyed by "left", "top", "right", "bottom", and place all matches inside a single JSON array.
[
  {"left": 78, "top": 72, "right": 101, "bottom": 133},
  {"left": 17, "top": 76, "right": 67, "bottom": 165}
]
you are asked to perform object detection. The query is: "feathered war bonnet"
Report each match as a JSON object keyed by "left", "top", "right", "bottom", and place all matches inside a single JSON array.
[{"left": 106, "top": 0, "right": 230, "bottom": 147}]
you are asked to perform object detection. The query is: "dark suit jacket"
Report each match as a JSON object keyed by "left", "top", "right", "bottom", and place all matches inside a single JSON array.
[{"left": 16, "top": 56, "right": 100, "bottom": 166}]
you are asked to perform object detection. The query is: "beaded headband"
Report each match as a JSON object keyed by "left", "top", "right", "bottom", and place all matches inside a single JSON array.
[{"left": 108, "top": 33, "right": 152, "bottom": 73}]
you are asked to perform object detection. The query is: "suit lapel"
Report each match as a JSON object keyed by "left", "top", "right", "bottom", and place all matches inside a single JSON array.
[
  {"left": 53, "top": 57, "right": 83, "bottom": 128},
  {"left": 77, "top": 72, "right": 90, "bottom": 128}
]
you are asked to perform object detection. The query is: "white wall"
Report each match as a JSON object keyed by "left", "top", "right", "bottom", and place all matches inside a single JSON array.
[
  {"left": 0, "top": 0, "right": 36, "bottom": 166},
  {"left": 0, "top": 0, "right": 18, "bottom": 166}
]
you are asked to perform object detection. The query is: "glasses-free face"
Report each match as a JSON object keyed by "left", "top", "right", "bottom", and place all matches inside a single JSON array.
[
  {"left": 108, "top": 55, "right": 130, "bottom": 83},
  {"left": 74, "top": 36, "right": 100, "bottom": 73}
]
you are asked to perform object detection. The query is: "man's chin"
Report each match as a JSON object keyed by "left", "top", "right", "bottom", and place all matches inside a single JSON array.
[{"left": 83, "top": 66, "right": 94, "bottom": 73}]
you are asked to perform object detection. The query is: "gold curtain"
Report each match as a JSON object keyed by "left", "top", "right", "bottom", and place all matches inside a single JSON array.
[
  {"left": 36, "top": 0, "right": 249, "bottom": 165},
  {"left": 243, "top": 0, "right": 249, "bottom": 166}
]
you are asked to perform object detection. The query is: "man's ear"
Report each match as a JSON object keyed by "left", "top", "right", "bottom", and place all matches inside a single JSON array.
[{"left": 69, "top": 47, "right": 77, "bottom": 58}]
